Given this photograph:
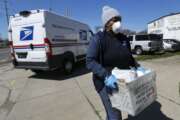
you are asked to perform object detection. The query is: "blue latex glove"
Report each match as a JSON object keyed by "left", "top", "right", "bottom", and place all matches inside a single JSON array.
[
  {"left": 105, "top": 75, "right": 117, "bottom": 89},
  {"left": 137, "top": 67, "right": 146, "bottom": 73}
]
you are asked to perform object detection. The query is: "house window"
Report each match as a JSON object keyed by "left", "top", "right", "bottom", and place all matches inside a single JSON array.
[{"left": 154, "top": 22, "right": 156, "bottom": 27}]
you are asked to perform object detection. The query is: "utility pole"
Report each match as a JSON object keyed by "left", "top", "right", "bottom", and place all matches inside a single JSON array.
[
  {"left": 49, "top": 0, "right": 52, "bottom": 11},
  {"left": 65, "top": 8, "right": 68, "bottom": 17},
  {"left": 65, "top": 8, "right": 71, "bottom": 17},
  {"left": 4, "top": 0, "right": 9, "bottom": 25}
]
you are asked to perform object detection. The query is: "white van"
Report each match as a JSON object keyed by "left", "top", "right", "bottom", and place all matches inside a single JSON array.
[
  {"left": 8, "top": 10, "right": 93, "bottom": 74},
  {"left": 129, "top": 34, "right": 163, "bottom": 55}
]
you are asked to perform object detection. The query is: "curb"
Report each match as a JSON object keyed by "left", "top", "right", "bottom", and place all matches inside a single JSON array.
[{"left": 0, "top": 59, "right": 11, "bottom": 65}]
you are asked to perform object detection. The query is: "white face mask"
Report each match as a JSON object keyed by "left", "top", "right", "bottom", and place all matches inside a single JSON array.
[{"left": 112, "top": 21, "right": 121, "bottom": 34}]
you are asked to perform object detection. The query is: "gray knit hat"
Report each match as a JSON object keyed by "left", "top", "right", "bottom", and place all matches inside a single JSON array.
[{"left": 102, "top": 6, "right": 120, "bottom": 26}]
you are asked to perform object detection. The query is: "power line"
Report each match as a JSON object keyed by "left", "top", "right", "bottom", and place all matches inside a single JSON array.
[
  {"left": 64, "top": 8, "right": 72, "bottom": 17},
  {"left": 3, "top": 0, "right": 9, "bottom": 25},
  {"left": 8, "top": 0, "right": 17, "bottom": 14}
]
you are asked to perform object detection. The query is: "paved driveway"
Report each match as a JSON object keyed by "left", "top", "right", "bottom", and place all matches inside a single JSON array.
[{"left": 0, "top": 56, "right": 180, "bottom": 120}]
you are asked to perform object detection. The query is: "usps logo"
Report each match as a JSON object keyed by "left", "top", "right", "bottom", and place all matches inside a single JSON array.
[{"left": 20, "top": 26, "right": 34, "bottom": 41}]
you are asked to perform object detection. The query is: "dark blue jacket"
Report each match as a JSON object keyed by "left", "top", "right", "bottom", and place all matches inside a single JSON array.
[{"left": 86, "top": 31, "right": 139, "bottom": 92}]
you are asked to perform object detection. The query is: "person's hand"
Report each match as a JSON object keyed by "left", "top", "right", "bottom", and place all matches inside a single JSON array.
[{"left": 105, "top": 75, "right": 118, "bottom": 89}]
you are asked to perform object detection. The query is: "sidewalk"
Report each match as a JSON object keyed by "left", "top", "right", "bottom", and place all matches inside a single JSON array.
[
  {"left": 75, "top": 56, "right": 180, "bottom": 120},
  {"left": 1, "top": 56, "right": 180, "bottom": 120}
]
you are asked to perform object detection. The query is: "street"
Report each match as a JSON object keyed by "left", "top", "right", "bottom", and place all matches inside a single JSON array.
[
  {"left": 0, "top": 48, "right": 10, "bottom": 62},
  {"left": 0, "top": 56, "right": 180, "bottom": 120}
]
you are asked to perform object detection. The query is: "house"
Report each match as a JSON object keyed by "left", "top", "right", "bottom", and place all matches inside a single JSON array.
[{"left": 148, "top": 12, "right": 180, "bottom": 41}]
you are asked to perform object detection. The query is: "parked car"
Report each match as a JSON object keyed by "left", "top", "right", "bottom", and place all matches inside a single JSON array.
[
  {"left": 8, "top": 9, "right": 93, "bottom": 74},
  {"left": 163, "top": 39, "right": 180, "bottom": 51},
  {"left": 129, "top": 34, "right": 163, "bottom": 55}
]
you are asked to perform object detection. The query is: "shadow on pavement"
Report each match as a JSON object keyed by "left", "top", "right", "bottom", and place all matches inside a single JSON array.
[
  {"left": 29, "top": 60, "right": 90, "bottom": 81},
  {"left": 125, "top": 101, "right": 173, "bottom": 120}
]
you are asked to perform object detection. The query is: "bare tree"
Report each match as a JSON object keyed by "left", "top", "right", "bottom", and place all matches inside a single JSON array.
[
  {"left": 120, "top": 29, "right": 136, "bottom": 35},
  {"left": 137, "top": 29, "right": 148, "bottom": 35},
  {"left": 95, "top": 26, "right": 103, "bottom": 33}
]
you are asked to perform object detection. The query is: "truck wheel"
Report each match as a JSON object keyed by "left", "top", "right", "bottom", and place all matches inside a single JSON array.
[
  {"left": 31, "top": 70, "right": 44, "bottom": 74},
  {"left": 135, "top": 47, "right": 143, "bottom": 55},
  {"left": 149, "top": 51, "right": 155, "bottom": 55},
  {"left": 63, "top": 59, "right": 74, "bottom": 74}
]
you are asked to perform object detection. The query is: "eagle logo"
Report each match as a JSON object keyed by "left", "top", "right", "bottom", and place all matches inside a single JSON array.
[{"left": 20, "top": 26, "right": 34, "bottom": 41}]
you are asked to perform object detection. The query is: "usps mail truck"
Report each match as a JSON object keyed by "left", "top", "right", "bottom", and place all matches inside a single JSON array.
[{"left": 8, "top": 10, "right": 93, "bottom": 74}]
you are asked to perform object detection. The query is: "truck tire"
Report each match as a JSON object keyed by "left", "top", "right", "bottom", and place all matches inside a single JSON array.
[
  {"left": 31, "top": 70, "right": 44, "bottom": 74},
  {"left": 135, "top": 46, "right": 143, "bottom": 55},
  {"left": 149, "top": 51, "right": 155, "bottom": 55},
  {"left": 63, "top": 59, "right": 74, "bottom": 75}
]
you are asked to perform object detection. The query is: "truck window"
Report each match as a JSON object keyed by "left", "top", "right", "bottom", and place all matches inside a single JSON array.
[
  {"left": 135, "top": 35, "right": 148, "bottom": 41},
  {"left": 149, "top": 34, "right": 162, "bottom": 41},
  {"left": 88, "top": 30, "right": 94, "bottom": 40},
  {"left": 79, "top": 30, "right": 87, "bottom": 41},
  {"left": 129, "top": 36, "right": 133, "bottom": 41}
]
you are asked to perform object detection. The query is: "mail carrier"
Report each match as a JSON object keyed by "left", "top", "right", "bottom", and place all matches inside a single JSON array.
[{"left": 8, "top": 10, "right": 93, "bottom": 74}]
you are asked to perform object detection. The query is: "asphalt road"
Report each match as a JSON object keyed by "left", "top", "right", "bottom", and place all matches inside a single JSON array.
[
  {"left": 0, "top": 56, "right": 180, "bottom": 120},
  {"left": 0, "top": 48, "right": 10, "bottom": 61}
]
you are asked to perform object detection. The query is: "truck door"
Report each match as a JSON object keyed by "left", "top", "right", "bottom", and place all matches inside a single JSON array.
[
  {"left": 11, "top": 22, "right": 46, "bottom": 63},
  {"left": 77, "top": 30, "right": 89, "bottom": 59}
]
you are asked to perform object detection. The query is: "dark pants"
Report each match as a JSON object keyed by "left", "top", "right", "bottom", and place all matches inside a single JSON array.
[{"left": 99, "top": 87, "right": 122, "bottom": 120}]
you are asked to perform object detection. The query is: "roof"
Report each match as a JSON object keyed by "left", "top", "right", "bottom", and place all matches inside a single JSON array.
[
  {"left": 148, "top": 12, "right": 180, "bottom": 24},
  {"left": 10, "top": 9, "right": 90, "bottom": 28}
]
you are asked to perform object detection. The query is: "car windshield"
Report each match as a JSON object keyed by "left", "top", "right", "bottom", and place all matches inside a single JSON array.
[
  {"left": 171, "top": 39, "right": 179, "bottom": 43},
  {"left": 164, "top": 39, "right": 179, "bottom": 44},
  {"left": 163, "top": 39, "right": 169, "bottom": 43}
]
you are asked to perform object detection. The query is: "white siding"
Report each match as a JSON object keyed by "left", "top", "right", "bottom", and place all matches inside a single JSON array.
[{"left": 148, "top": 13, "right": 180, "bottom": 41}]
